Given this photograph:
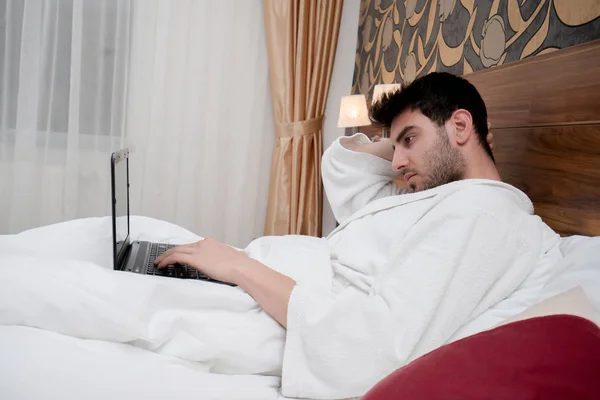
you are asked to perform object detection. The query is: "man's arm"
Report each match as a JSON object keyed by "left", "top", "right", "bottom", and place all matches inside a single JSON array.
[
  {"left": 233, "top": 257, "right": 295, "bottom": 327},
  {"left": 322, "top": 133, "right": 404, "bottom": 223}
]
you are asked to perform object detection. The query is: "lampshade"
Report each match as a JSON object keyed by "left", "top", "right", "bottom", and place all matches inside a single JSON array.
[
  {"left": 372, "top": 83, "right": 402, "bottom": 105},
  {"left": 337, "top": 94, "right": 371, "bottom": 128}
]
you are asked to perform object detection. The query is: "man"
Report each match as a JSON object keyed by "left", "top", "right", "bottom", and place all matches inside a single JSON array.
[
  {"left": 0, "top": 73, "right": 559, "bottom": 399},
  {"left": 153, "top": 73, "right": 558, "bottom": 398}
]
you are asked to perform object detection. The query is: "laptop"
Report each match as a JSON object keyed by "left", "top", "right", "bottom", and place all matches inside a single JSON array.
[{"left": 110, "top": 148, "right": 234, "bottom": 286}]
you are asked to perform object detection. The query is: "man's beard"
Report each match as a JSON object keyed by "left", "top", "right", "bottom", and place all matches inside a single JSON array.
[{"left": 412, "top": 127, "right": 466, "bottom": 192}]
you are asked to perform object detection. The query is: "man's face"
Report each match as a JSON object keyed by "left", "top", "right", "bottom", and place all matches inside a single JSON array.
[{"left": 389, "top": 109, "right": 466, "bottom": 192}]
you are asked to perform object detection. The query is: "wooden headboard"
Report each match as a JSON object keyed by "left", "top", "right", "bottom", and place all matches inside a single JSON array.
[
  {"left": 466, "top": 40, "right": 600, "bottom": 237},
  {"left": 359, "top": 40, "right": 600, "bottom": 236}
]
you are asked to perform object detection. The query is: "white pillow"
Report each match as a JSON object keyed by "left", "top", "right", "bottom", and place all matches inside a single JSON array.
[
  {"left": 0, "top": 216, "right": 203, "bottom": 270},
  {"left": 496, "top": 286, "right": 599, "bottom": 328},
  {"left": 536, "top": 235, "right": 600, "bottom": 315}
]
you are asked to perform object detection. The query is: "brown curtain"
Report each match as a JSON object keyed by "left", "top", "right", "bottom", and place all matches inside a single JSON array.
[{"left": 263, "top": 0, "right": 344, "bottom": 237}]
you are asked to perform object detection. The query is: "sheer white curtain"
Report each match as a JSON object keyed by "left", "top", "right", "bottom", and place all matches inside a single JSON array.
[
  {"left": 126, "top": 0, "right": 274, "bottom": 248},
  {"left": 0, "top": 0, "right": 131, "bottom": 234},
  {"left": 1, "top": 0, "right": 275, "bottom": 248}
]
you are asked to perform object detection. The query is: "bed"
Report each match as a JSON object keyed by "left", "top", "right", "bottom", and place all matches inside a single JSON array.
[{"left": 1, "top": 41, "right": 600, "bottom": 400}]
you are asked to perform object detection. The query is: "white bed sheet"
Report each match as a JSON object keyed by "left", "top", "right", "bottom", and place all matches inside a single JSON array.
[{"left": 0, "top": 325, "right": 280, "bottom": 400}]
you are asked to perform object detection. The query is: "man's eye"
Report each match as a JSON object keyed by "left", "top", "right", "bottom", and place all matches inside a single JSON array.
[{"left": 405, "top": 136, "right": 415, "bottom": 144}]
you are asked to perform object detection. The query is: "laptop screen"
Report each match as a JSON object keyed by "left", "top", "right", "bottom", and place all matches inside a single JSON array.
[{"left": 111, "top": 149, "right": 130, "bottom": 269}]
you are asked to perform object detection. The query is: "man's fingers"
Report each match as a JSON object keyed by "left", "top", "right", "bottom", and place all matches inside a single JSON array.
[
  {"left": 161, "top": 253, "right": 193, "bottom": 267},
  {"left": 155, "top": 246, "right": 195, "bottom": 265},
  {"left": 156, "top": 252, "right": 195, "bottom": 268}
]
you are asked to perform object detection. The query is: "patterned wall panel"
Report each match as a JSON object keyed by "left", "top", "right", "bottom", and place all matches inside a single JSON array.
[{"left": 352, "top": 0, "right": 600, "bottom": 97}]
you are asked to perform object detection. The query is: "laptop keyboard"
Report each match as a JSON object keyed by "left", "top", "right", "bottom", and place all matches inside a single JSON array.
[{"left": 145, "top": 243, "right": 213, "bottom": 281}]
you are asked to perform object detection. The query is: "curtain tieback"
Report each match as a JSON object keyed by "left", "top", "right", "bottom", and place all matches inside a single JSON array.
[{"left": 276, "top": 116, "right": 324, "bottom": 138}]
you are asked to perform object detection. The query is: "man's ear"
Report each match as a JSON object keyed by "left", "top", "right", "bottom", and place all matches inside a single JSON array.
[{"left": 450, "top": 109, "right": 474, "bottom": 145}]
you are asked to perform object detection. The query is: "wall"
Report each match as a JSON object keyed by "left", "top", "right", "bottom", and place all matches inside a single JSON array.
[
  {"left": 322, "top": 0, "right": 362, "bottom": 236},
  {"left": 352, "top": 0, "right": 600, "bottom": 97}
]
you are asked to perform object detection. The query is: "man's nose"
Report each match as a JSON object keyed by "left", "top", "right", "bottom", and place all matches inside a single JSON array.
[{"left": 392, "top": 150, "right": 408, "bottom": 171}]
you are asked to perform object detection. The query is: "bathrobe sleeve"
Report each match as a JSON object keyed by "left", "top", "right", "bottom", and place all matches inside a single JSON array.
[
  {"left": 280, "top": 188, "right": 542, "bottom": 399},
  {"left": 321, "top": 133, "right": 406, "bottom": 223}
]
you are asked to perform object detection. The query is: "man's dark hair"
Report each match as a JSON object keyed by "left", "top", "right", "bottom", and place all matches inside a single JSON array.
[{"left": 371, "top": 72, "right": 494, "bottom": 161}]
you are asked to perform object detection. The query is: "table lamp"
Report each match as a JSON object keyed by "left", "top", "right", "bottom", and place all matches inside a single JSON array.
[
  {"left": 372, "top": 83, "right": 402, "bottom": 138},
  {"left": 337, "top": 94, "right": 371, "bottom": 134}
]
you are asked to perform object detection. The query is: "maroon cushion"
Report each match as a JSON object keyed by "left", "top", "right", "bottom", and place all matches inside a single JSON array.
[{"left": 363, "top": 315, "right": 600, "bottom": 400}]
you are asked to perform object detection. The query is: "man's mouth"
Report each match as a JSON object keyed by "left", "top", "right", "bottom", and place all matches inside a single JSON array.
[{"left": 404, "top": 173, "right": 416, "bottom": 182}]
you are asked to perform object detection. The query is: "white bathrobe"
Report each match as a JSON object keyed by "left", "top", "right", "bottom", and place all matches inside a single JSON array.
[
  {"left": 0, "top": 133, "right": 559, "bottom": 400},
  {"left": 280, "top": 133, "right": 559, "bottom": 399}
]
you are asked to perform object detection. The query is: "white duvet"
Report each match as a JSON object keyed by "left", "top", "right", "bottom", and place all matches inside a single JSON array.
[{"left": 0, "top": 216, "right": 330, "bottom": 400}]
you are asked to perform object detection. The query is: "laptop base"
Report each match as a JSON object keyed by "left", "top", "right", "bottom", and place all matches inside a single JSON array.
[{"left": 122, "top": 241, "right": 236, "bottom": 286}]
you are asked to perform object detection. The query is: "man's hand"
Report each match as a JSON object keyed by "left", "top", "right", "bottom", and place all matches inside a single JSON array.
[
  {"left": 340, "top": 135, "right": 394, "bottom": 161},
  {"left": 155, "top": 238, "right": 249, "bottom": 284},
  {"left": 155, "top": 238, "right": 296, "bottom": 328}
]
